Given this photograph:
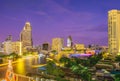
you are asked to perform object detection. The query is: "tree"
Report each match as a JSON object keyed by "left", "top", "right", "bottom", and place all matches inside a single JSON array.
[
  {"left": 45, "top": 60, "right": 65, "bottom": 77},
  {"left": 88, "top": 55, "right": 101, "bottom": 67},
  {"left": 115, "top": 55, "right": 120, "bottom": 62},
  {"left": 59, "top": 57, "right": 72, "bottom": 67},
  {"left": 46, "top": 61, "right": 55, "bottom": 75},
  {"left": 71, "top": 55, "right": 102, "bottom": 68},
  {"left": 59, "top": 56, "right": 102, "bottom": 81},
  {"left": 60, "top": 57, "right": 92, "bottom": 81},
  {"left": 8, "top": 52, "right": 19, "bottom": 60},
  {"left": 71, "top": 64, "right": 92, "bottom": 81},
  {"left": 114, "top": 74, "right": 120, "bottom": 81},
  {"left": 55, "top": 76, "right": 69, "bottom": 81},
  {"left": 51, "top": 50, "right": 58, "bottom": 54},
  {"left": 0, "top": 58, "right": 3, "bottom": 64}
]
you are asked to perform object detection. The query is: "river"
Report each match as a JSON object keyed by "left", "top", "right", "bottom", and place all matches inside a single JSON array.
[{"left": 0, "top": 55, "right": 44, "bottom": 80}]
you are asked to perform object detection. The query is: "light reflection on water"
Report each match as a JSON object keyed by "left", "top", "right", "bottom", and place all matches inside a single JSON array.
[
  {"left": 0, "top": 56, "right": 42, "bottom": 79},
  {"left": 14, "top": 56, "right": 40, "bottom": 75},
  {"left": 13, "top": 58, "right": 26, "bottom": 75}
]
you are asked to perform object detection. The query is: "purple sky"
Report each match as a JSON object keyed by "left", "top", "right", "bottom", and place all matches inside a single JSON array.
[{"left": 0, "top": 0, "right": 120, "bottom": 46}]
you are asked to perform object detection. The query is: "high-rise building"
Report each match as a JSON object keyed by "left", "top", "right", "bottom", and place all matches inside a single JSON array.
[
  {"left": 52, "top": 38, "right": 64, "bottom": 52},
  {"left": 108, "top": 9, "right": 120, "bottom": 55},
  {"left": 42, "top": 43, "right": 50, "bottom": 51},
  {"left": 67, "top": 36, "right": 73, "bottom": 47},
  {"left": 20, "top": 22, "right": 33, "bottom": 49}
]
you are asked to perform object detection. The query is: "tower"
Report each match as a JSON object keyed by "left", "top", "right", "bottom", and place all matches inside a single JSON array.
[
  {"left": 67, "top": 36, "right": 73, "bottom": 48},
  {"left": 20, "top": 22, "right": 33, "bottom": 49},
  {"left": 52, "top": 38, "right": 64, "bottom": 52},
  {"left": 108, "top": 9, "right": 120, "bottom": 55}
]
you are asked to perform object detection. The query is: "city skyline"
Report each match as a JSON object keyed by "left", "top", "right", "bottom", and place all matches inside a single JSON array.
[{"left": 0, "top": 0, "right": 120, "bottom": 46}]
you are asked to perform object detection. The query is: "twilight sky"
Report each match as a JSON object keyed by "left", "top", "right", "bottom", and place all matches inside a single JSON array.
[{"left": 0, "top": 0, "right": 120, "bottom": 46}]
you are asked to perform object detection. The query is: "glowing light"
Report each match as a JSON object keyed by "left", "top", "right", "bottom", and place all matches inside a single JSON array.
[
  {"left": 15, "top": 59, "right": 25, "bottom": 75},
  {"left": 19, "top": 42, "right": 22, "bottom": 56},
  {"left": 69, "top": 54, "right": 92, "bottom": 58}
]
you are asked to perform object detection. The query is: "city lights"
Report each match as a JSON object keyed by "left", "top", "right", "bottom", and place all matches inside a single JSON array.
[{"left": 0, "top": 0, "right": 120, "bottom": 81}]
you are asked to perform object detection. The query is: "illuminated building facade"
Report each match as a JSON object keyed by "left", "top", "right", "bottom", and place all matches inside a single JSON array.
[
  {"left": 108, "top": 10, "right": 120, "bottom": 55},
  {"left": 12, "top": 41, "right": 22, "bottom": 55},
  {"left": 52, "top": 38, "right": 64, "bottom": 52},
  {"left": 3, "top": 41, "right": 22, "bottom": 55},
  {"left": 75, "top": 44, "right": 85, "bottom": 50},
  {"left": 20, "top": 22, "right": 33, "bottom": 49},
  {"left": 3, "top": 41, "right": 13, "bottom": 54},
  {"left": 3, "top": 35, "right": 13, "bottom": 54},
  {"left": 74, "top": 44, "right": 85, "bottom": 53},
  {"left": 0, "top": 43, "right": 4, "bottom": 52},
  {"left": 67, "top": 36, "right": 73, "bottom": 48}
]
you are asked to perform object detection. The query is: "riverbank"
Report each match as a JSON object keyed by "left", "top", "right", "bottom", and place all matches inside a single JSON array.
[{"left": 0, "top": 60, "right": 21, "bottom": 67}]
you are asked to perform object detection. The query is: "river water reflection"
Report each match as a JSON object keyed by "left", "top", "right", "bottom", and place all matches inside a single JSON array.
[{"left": 0, "top": 55, "right": 44, "bottom": 79}]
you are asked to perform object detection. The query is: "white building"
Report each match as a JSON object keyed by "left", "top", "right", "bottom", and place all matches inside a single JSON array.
[
  {"left": 3, "top": 41, "right": 13, "bottom": 54},
  {"left": 67, "top": 36, "right": 72, "bottom": 47}
]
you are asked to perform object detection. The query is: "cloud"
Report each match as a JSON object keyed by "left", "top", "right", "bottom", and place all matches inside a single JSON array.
[
  {"left": 0, "top": 14, "right": 22, "bottom": 22},
  {"left": 30, "top": 0, "right": 98, "bottom": 25},
  {"left": 72, "top": 31, "right": 108, "bottom": 45},
  {"left": 37, "top": 0, "right": 71, "bottom": 14},
  {"left": 88, "top": 24, "right": 107, "bottom": 32},
  {"left": 34, "top": 11, "right": 48, "bottom": 16}
]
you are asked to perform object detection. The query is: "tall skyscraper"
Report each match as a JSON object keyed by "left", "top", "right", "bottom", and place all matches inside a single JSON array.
[
  {"left": 108, "top": 9, "right": 120, "bottom": 55},
  {"left": 52, "top": 38, "right": 64, "bottom": 52},
  {"left": 67, "top": 36, "right": 73, "bottom": 47},
  {"left": 20, "top": 22, "right": 33, "bottom": 49}
]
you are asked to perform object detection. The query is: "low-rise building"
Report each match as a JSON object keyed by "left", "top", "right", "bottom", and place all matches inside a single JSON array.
[
  {"left": 74, "top": 44, "right": 85, "bottom": 50},
  {"left": 3, "top": 41, "right": 13, "bottom": 54},
  {"left": 74, "top": 44, "right": 85, "bottom": 53}
]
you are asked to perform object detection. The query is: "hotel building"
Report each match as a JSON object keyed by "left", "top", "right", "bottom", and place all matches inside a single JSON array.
[{"left": 108, "top": 9, "right": 120, "bottom": 55}]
